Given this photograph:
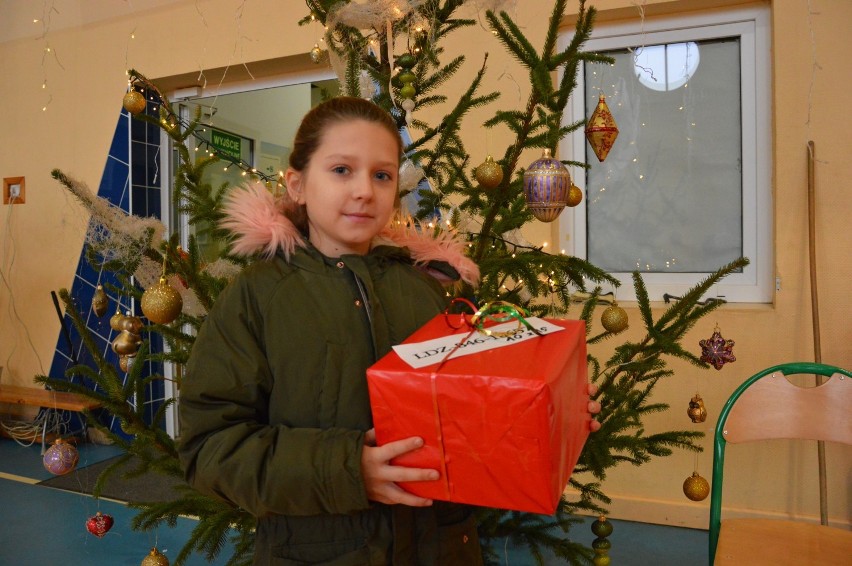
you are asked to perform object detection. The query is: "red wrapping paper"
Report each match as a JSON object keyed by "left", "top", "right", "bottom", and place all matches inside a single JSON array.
[{"left": 367, "top": 315, "right": 589, "bottom": 515}]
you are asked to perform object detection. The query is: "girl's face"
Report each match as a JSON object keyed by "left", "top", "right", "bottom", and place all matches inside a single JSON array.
[{"left": 285, "top": 119, "right": 399, "bottom": 257}]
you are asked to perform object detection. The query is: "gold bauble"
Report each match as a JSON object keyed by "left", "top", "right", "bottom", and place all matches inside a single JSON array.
[
  {"left": 310, "top": 44, "right": 322, "bottom": 64},
  {"left": 585, "top": 94, "right": 619, "bottom": 162},
  {"left": 141, "top": 547, "right": 170, "bottom": 566},
  {"left": 474, "top": 155, "right": 504, "bottom": 189},
  {"left": 687, "top": 393, "right": 708, "bottom": 423},
  {"left": 109, "top": 310, "right": 125, "bottom": 331},
  {"left": 601, "top": 302, "right": 628, "bottom": 333},
  {"left": 123, "top": 90, "right": 147, "bottom": 115},
  {"left": 141, "top": 277, "right": 183, "bottom": 325},
  {"left": 566, "top": 183, "right": 583, "bottom": 207},
  {"left": 683, "top": 471, "right": 710, "bottom": 501},
  {"left": 92, "top": 285, "right": 109, "bottom": 317},
  {"left": 112, "top": 330, "right": 141, "bottom": 356}
]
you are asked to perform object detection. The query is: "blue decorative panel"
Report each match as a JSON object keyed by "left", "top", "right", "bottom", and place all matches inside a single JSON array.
[{"left": 48, "top": 100, "right": 167, "bottom": 440}]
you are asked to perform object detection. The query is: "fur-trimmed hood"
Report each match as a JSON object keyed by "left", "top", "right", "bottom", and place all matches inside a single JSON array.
[{"left": 220, "top": 182, "right": 480, "bottom": 287}]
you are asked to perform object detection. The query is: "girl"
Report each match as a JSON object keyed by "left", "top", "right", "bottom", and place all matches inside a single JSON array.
[
  {"left": 178, "top": 96, "right": 600, "bottom": 565},
  {"left": 178, "top": 96, "right": 485, "bottom": 565}
]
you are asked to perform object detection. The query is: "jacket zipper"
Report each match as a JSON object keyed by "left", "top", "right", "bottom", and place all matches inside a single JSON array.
[{"left": 353, "top": 274, "right": 377, "bottom": 360}]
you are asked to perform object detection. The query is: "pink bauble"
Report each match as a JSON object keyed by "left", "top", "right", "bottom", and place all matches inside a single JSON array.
[{"left": 43, "top": 439, "right": 79, "bottom": 475}]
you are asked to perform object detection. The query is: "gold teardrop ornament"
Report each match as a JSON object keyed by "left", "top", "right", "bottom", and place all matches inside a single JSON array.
[{"left": 91, "top": 285, "right": 109, "bottom": 317}]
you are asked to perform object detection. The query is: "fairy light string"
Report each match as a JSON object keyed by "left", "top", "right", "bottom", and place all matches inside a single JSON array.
[
  {"left": 127, "top": 70, "right": 281, "bottom": 185},
  {"left": 36, "top": 0, "right": 64, "bottom": 112}
]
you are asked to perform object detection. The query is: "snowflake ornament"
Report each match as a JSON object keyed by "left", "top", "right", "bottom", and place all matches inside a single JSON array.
[{"left": 699, "top": 326, "right": 736, "bottom": 370}]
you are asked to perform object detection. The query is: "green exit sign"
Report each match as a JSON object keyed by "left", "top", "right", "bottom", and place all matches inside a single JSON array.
[{"left": 211, "top": 129, "right": 242, "bottom": 160}]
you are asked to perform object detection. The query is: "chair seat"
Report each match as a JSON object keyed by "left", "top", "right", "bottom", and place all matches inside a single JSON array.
[{"left": 714, "top": 518, "right": 852, "bottom": 565}]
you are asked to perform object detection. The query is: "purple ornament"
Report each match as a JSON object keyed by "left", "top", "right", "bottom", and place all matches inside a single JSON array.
[
  {"left": 523, "top": 149, "right": 571, "bottom": 222},
  {"left": 699, "top": 328, "right": 736, "bottom": 370},
  {"left": 43, "top": 439, "right": 79, "bottom": 475}
]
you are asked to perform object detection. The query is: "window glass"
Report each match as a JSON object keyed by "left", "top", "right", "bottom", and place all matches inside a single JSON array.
[
  {"left": 586, "top": 38, "right": 742, "bottom": 274},
  {"left": 560, "top": 7, "right": 771, "bottom": 303}
]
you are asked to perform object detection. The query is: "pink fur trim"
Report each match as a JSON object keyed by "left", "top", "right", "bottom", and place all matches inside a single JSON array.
[
  {"left": 220, "top": 182, "right": 304, "bottom": 260},
  {"left": 380, "top": 223, "right": 480, "bottom": 287},
  {"left": 221, "top": 184, "right": 479, "bottom": 287}
]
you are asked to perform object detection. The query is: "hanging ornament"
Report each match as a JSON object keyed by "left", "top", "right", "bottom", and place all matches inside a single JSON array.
[
  {"left": 43, "top": 438, "right": 79, "bottom": 476},
  {"left": 601, "top": 302, "right": 628, "bottom": 333},
  {"left": 112, "top": 314, "right": 143, "bottom": 357},
  {"left": 566, "top": 183, "right": 583, "bottom": 207},
  {"left": 123, "top": 89, "right": 147, "bottom": 116},
  {"left": 699, "top": 324, "right": 736, "bottom": 370},
  {"left": 141, "top": 547, "right": 170, "bottom": 566},
  {"left": 119, "top": 354, "right": 136, "bottom": 373},
  {"left": 396, "top": 52, "right": 417, "bottom": 125},
  {"left": 121, "top": 314, "right": 144, "bottom": 335},
  {"left": 683, "top": 471, "right": 710, "bottom": 501},
  {"left": 91, "top": 285, "right": 109, "bottom": 317},
  {"left": 687, "top": 393, "right": 707, "bottom": 423},
  {"left": 585, "top": 94, "right": 619, "bottom": 162},
  {"left": 112, "top": 330, "right": 141, "bottom": 357},
  {"left": 175, "top": 246, "right": 190, "bottom": 288},
  {"left": 141, "top": 277, "right": 183, "bottom": 325},
  {"left": 85, "top": 512, "right": 114, "bottom": 538},
  {"left": 474, "top": 155, "right": 504, "bottom": 189},
  {"left": 310, "top": 43, "right": 323, "bottom": 64},
  {"left": 109, "top": 309, "right": 126, "bottom": 332},
  {"left": 523, "top": 148, "right": 571, "bottom": 222},
  {"left": 590, "top": 516, "right": 613, "bottom": 566}
]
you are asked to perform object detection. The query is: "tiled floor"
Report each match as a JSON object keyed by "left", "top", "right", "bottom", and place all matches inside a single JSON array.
[
  {"left": 0, "top": 439, "right": 234, "bottom": 566},
  {"left": 0, "top": 438, "right": 709, "bottom": 565}
]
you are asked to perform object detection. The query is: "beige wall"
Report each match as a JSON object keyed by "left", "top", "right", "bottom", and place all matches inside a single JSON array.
[{"left": 0, "top": 0, "right": 849, "bottom": 530}]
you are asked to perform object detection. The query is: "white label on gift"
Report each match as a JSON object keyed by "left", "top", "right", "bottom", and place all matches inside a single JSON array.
[{"left": 392, "top": 317, "right": 565, "bottom": 369}]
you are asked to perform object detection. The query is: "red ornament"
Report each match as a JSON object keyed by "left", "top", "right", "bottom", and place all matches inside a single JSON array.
[
  {"left": 86, "top": 511, "right": 114, "bottom": 538},
  {"left": 699, "top": 326, "right": 736, "bottom": 370},
  {"left": 175, "top": 247, "right": 190, "bottom": 288},
  {"left": 585, "top": 94, "right": 619, "bottom": 162}
]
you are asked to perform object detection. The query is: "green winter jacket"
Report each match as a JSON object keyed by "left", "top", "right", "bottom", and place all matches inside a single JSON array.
[{"left": 178, "top": 185, "right": 483, "bottom": 565}]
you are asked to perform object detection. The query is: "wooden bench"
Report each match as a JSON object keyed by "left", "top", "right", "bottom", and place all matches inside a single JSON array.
[{"left": 0, "top": 384, "right": 103, "bottom": 451}]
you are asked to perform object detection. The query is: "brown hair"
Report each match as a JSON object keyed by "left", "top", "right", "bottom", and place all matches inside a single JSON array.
[{"left": 283, "top": 96, "right": 403, "bottom": 233}]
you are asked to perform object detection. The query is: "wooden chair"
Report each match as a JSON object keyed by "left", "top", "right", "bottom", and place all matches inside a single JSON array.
[{"left": 709, "top": 362, "right": 852, "bottom": 564}]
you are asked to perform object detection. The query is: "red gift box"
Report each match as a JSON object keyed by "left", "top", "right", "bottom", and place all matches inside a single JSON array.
[{"left": 366, "top": 314, "right": 590, "bottom": 515}]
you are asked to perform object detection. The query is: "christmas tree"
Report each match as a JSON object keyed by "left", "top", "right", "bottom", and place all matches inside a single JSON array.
[{"left": 43, "top": 1, "right": 747, "bottom": 564}]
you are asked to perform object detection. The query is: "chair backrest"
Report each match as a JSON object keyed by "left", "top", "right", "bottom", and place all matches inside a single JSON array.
[{"left": 708, "top": 362, "right": 851, "bottom": 564}]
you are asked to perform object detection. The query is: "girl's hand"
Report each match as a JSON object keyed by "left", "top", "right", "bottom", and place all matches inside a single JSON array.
[
  {"left": 588, "top": 383, "right": 602, "bottom": 432},
  {"left": 361, "top": 429, "right": 438, "bottom": 507}
]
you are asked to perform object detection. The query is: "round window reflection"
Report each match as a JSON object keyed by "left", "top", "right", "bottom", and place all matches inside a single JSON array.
[{"left": 634, "top": 42, "right": 700, "bottom": 91}]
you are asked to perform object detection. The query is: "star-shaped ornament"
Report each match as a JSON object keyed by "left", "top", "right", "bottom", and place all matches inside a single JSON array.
[{"left": 699, "top": 326, "right": 736, "bottom": 370}]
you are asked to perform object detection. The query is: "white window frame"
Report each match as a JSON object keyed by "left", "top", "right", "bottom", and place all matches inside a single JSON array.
[
  {"left": 159, "top": 68, "right": 336, "bottom": 438},
  {"left": 558, "top": 5, "right": 772, "bottom": 303}
]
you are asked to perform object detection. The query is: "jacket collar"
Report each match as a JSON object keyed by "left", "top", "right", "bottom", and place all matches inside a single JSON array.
[{"left": 221, "top": 182, "right": 480, "bottom": 287}]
